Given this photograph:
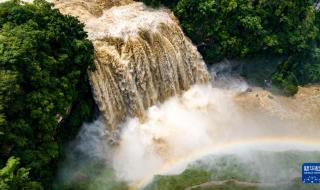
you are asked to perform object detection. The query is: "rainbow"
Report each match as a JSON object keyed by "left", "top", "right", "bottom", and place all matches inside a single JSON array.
[{"left": 130, "top": 136, "right": 320, "bottom": 190}]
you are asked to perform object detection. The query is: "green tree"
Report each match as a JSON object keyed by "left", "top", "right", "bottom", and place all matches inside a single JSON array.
[
  {"left": 272, "top": 57, "right": 299, "bottom": 96},
  {"left": 0, "top": 71, "right": 16, "bottom": 126},
  {"left": 0, "top": 0, "right": 94, "bottom": 187},
  {"left": 140, "top": 0, "right": 179, "bottom": 8},
  {"left": 174, "top": 0, "right": 317, "bottom": 62},
  {"left": 0, "top": 157, "right": 42, "bottom": 190},
  {"left": 140, "top": 0, "right": 319, "bottom": 94}
]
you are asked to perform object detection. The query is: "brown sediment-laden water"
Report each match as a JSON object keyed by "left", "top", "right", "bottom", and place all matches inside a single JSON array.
[
  {"left": 55, "top": 0, "right": 209, "bottom": 132},
  {"left": 52, "top": 1, "right": 320, "bottom": 189}
]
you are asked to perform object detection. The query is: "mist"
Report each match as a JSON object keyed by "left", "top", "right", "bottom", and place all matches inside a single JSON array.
[{"left": 55, "top": 64, "right": 320, "bottom": 189}]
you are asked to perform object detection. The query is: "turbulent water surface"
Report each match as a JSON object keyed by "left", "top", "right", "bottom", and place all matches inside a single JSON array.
[
  {"left": 56, "top": 72, "right": 320, "bottom": 189},
  {"left": 56, "top": 0, "right": 209, "bottom": 133},
  {"left": 53, "top": 1, "right": 320, "bottom": 190}
]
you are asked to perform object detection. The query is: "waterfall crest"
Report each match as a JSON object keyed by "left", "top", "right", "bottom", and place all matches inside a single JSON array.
[{"left": 55, "top": 1, "right": 209, "bottom": 132}]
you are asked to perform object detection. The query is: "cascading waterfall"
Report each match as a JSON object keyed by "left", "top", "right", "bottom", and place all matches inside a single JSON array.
[
  {"left": 53, "top": 1, "right": 320, "bottom": 190},
  {"left": 55, "top": 0, "right": 209, "bottom": 132}
]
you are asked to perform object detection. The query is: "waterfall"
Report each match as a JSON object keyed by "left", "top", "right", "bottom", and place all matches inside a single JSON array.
[
  {"left": 55, "top": 0, "right": 209, "bottom": 132},
  {"left": 52, "top": 2, "right": 320, "bottom": 189}
]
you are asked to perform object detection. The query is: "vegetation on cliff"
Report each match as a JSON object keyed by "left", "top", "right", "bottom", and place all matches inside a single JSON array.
[{"left": 0, "top": 0, "right": 95, "bottom": 188}]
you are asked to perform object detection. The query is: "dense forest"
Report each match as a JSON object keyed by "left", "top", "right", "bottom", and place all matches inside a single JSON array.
[
  {"left": 0, "top": 0, "right": 95, "bottom": 189},
  {"left": 1, "top": 0, "right": 320, "bottom": 189},
  {"left": 142, "top": 0, "right": 320, "bottom": 95}
]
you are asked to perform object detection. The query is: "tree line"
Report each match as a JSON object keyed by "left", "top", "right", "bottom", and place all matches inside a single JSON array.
[
  {"left": 141, "top": 0, "right": 320, "bottom": 95},
  {"left": 0, "top": 0, "right": 95, "bottom": 189}
]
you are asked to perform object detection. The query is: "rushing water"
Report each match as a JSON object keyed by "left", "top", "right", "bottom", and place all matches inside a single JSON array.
[
  {"left": 56, "top": 0, "right": 209, "bottom": 132},
  {"left": 55, "top": 70, "right": 320, "bottom": 189},
  {"left": 53, "top": 1, "right": 320, "bottom": 189}
]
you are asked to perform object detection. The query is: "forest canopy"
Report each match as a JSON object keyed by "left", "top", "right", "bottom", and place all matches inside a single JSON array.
[
  {"left": 140, "top": 0, "right": 320, "bottom": 95},
  {"left": 0, "top": 0, "right": 94, "bottom": 188}
]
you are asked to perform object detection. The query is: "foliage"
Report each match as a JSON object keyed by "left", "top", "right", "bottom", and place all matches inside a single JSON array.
[
  {"left": 140, "top": 0, "right": 179, "bottom": 8},
  {"left": 145, "top": 169, "right": 212, "bottom": 190},
  {"left": 271, "top": 58, "right": 299, "bottom": 96},
  {"left": 0, "top": 0, "right": 94, "bottom": 188},
  {"left": 271, "top": 71, "right": 298, "bottom": 96},
  {"left": 57, "top": 83, "right": 96, "bottom": 144},
  {"left": 0, "top": 157, "right": 42, "bottom": 190},
  {"left": 0, "top": 70, "right": 18, "bottom": 127},
  {"left": 297, "top": 61, "right": 320, "bottom": 83},
  {"left": 142, "top": 0, "right": 317, "bottom": 63},
  {"left": 146, "top": 151, "right": 320, "bottom": 190},
  {"left": 295, "top": 10, "right": 320, "bottom": 84},
  {"left": 53, "top": 156, "right": 127, "bottom": 190},
  {"left": 140, "top": 0, "right": 320, "bottom": 95}
]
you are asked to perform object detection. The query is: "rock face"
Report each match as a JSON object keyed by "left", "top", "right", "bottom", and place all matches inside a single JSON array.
[{"left": 54, "top": 1, "right": 209, "bottom": 132}]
